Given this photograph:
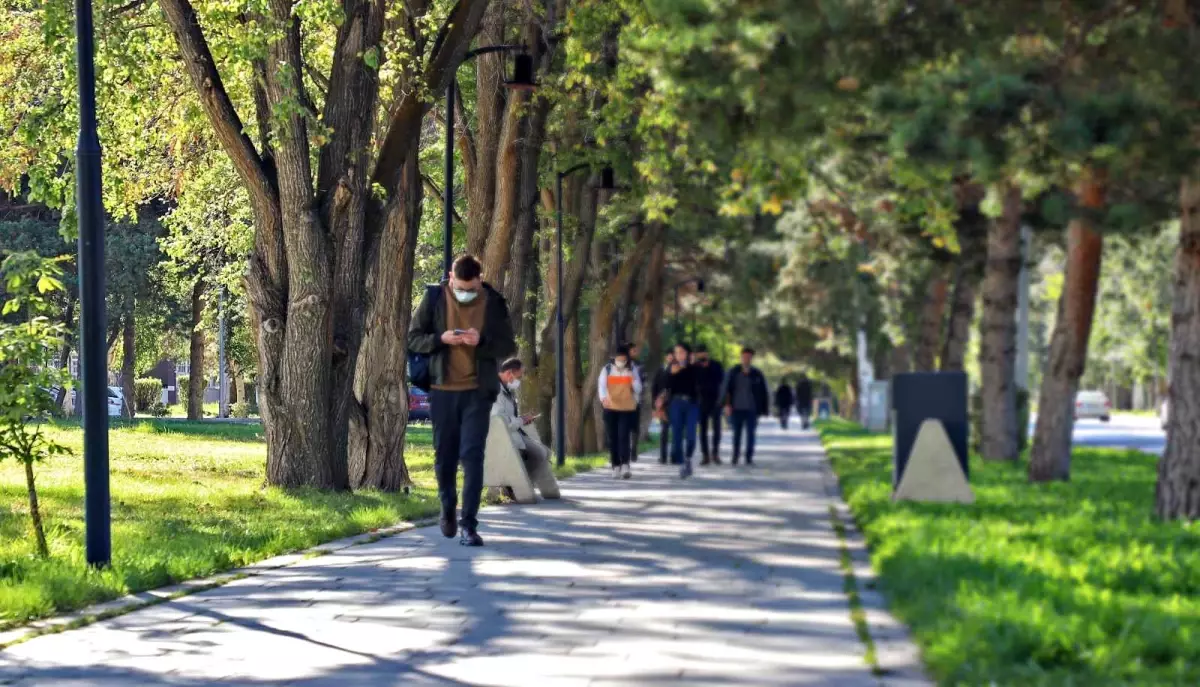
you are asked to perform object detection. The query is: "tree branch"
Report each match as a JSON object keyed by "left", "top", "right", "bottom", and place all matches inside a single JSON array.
[
  {"left": 372, "top": 0, "right": 489, "bottom": 194},
  {"left": 158, "top": 0, "right": 276, "bottom": 211},
  {"left": 421, "top": 174, "right": 464, "bottom": 224}
]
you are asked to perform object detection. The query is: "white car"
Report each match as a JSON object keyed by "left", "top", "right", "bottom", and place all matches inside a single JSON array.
[
  {"left": 107, "top": 386, "right": 125, "bottom": 417},
  {"left": 1074, "top": 390, "right": 1111, "bottom": 422}
]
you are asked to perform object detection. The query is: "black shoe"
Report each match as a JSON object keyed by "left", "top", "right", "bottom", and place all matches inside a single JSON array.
[
  {"left": 460, "top": 528, "right": 484, "bottom": 547},
  {"left": 439, "top": 514, "right": 457, "bottom": 539}
]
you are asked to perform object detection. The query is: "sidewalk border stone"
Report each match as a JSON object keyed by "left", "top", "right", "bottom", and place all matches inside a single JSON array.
[{"left": 818, "top": 438, "right": 935, "bottom": 687}]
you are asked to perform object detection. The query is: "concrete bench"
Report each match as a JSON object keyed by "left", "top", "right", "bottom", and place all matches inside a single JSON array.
[{"left": 484, "top": 416, "right": 560, "bottom": 504}]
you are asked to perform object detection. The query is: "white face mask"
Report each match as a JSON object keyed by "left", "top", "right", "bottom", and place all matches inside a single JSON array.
[
  {"left": 614, "top": 360, "right": 628, "bottom": 370},
  {"left": 506, "top": 379, "right": 521, "bottom": 392},
  {"left": 453, "top": 289, "right": 478, "bottom": 304}
]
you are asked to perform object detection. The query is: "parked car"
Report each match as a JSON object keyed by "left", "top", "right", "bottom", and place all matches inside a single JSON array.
[
  {"left": 107, "top": 386, "right": 125, "bottom": 417},
  {"left": 1074, "top": 390, "right": 1111, "bottom": 422},
  {"left": 408, "top": 388, "right": 430, "bottom": 423},
  {"left": 1161, "top": 399, "right": 1169, "bottom": 429}
]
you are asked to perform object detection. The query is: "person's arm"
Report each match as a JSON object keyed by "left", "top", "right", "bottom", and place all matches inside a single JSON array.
[
  {"left": 476, "top": 292, "right": 516, "bottom": 359},
  {"left": 718, "top": 369, "right": 732, "bottom": 407},
  {"left": 598, "top": 365, "right": 611, "bottom": 402},
  {"left": 633, "top": 365, "right": 644, "bottom": 397},
  {"left": 406, "top": 287, "right": 442, "bottom": 354}
]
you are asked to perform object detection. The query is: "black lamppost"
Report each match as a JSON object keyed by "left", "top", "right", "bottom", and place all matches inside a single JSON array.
[
  {"left": 442, "top": 49, "right": 537, "bottom": 277},
  {"left": 673, "top": 277, "right": 705, "bottom": 343},
  {"left": 554, "top": 164, "right": 615, "bottom": 467},
  {"left": 74, "top": 0, "right": 110, "bottom": 566}
]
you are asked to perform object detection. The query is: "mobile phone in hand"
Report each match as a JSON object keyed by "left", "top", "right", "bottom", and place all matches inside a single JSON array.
[{"left": 453, "top": 329, "right": 467, "bottom": 335}]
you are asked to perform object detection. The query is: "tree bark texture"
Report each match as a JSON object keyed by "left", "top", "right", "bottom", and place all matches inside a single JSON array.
[
  {"left": 24, "top": 459, "right": 48, "bottom": 557},
  {"left": 978, "top": 184, "right": 1023, "bottom": 461},
  {"left": 635, "top": 241, "right": 666, "bottom": 441},
  {"left": 188, "top": 279, "right": 206, "bottom": 421},
  {"left": 55, "top": 294, "right": 76, "bottom": 410},
  {"left": 121, "top": 308, "right": 136, "bottom": 419},
  {"left": 348, "top": 148, "right": 422, "bottom": 491},
  {"left": 160, "top": 0, "right": 489, "bottom": 489},
  {"left": 1156, "top": 174, "right": 1200, "bottom": 520},
  {"left": 914, "top": 259, "right": 952, "bottom": 372},
  {"left": 941, "top": 208, "right": 987, "bottom": 372},
  {"left": 1029, "top": 174, "right": 1106, "bottom": 482}
]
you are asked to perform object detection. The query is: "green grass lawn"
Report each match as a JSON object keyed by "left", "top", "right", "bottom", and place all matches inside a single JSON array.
[
  {"left": 818, "top": 419, "right": 1200, "bottom": 687},
  {"left": 0, "top": 419, "right": 621, "bottom": 630}
]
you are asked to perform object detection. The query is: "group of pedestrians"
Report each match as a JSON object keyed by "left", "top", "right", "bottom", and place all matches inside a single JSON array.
[
  {"left": 408, "top": 254, "right": 818, "bottom": 547},
  {"left": 774, "top": 373, "right": 814, "bottom": 430}
]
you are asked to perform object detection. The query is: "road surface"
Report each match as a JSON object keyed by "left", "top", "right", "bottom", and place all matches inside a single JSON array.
[{"left": 1030, "top": 413, "right": 1166, "bottom": 456}]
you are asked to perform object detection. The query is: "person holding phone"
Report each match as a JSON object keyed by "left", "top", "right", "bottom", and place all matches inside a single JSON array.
[
  {"left": 599, "top": 345, "right": 642, "bottom": 479},
  {"left": 491, "top": 358, "right": 558, "bottom": 498},
  {"left": 408, "top": 254, "right": 516, "bottom": 547}
]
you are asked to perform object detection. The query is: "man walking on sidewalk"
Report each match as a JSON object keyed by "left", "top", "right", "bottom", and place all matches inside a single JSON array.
[
  {"left": 775, "top": 379, "right": 795, "bottom": 430},
  {"left": 408, "top": 255, "right": 516, "bottom": 547},
  {"left": 652, "top": 351, "right": 674, "bottom": 464},
  {"left": 795, "top": 372, "right": 814, "bottom": 429},
  {"left": 694, "top": 344, "right": 725, "bottom": 465},
  {"left": 721, "top": 347, "right": 769, "bottom": 466}
]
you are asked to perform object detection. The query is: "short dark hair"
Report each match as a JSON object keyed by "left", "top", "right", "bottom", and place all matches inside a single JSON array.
[
  {"left": 674, "top": 342, "right": 692, "bottom": 354},
  {"left": 452, "top": 254, "right": 483, "bottom": 281},
  {"left": 742, "top": 346, "right": 756, "bottom": 355},
  {"left": 614, "top": 345, "right": 631, "bottom": 358},
  {"left": 500, "top": 357, "right": 523, "bottom": 373}
]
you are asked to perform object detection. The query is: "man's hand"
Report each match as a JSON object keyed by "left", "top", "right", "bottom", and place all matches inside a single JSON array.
[
  {"left": 461, "top": 328, "right": 480, "bottom": 346},
  {"left": 601, "top": 397, "right": 613, "bottom": 410},
  {"left": 441, "top": 330, "right": 463, "bottom": 345},
  {"left": 521, "top": 413, "right": 537, "bottom": 425}
]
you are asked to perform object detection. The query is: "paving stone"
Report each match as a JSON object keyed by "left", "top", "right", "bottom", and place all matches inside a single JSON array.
[{"left": 0, "top": 422, "right": 930, "bottom": 686}]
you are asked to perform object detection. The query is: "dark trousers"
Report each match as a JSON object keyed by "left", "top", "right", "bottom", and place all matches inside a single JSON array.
[
  {"left": 630, "top": 406, "right": 642, "bottom": 460},
  {"left": 430, "top": 388, "right": 492, "bottom": 530},
  {"left": 659, "top": 417, "right": 671, "bottom": 463},
  {"left": 669, "top": 398, "right": 700, "bottom": 466},
  {"left": 799, "top": 406, "right": 811, "bottom": 429},
  {"left": 778, "top": 405, "right": 792, "bottom": 429},
  {"left": 605, "top": 409, "right": 637, "bottom": 467},
  {"left": 730, "top": 410, "right": 759, "bottom": 464},
  {"left": 699, "top": 405, "right": 722, "bottom": 460}
]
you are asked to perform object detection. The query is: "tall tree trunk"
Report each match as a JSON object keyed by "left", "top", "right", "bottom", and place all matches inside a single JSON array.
[
  {"left": 914, "top": 260, "right": 952, "bottom": 371},
  {"left": 188, "top": 280, "right": 206, "bottom": 421},
  {"left": 941, "top": 209, "right": 987, "bottom": 372},
  {"left": 979, "top": 184, "right": 1023, "bottom": 461},
  {"left": 1030, "top": 173, "right": 1106, "bottom": 482},
  {"left": 121, "top": 309, "right": 136, "bottom": 418},
  {"left": 463, "top": 6, "right": 507, "bottom": 256},
  {"left": 635, "top": 240, "right": 666, "bottom": 440},
  {"left": 565, "top": 312, "right": 587, "bottom": 456},
  {"left": 499, "top": 95, "right": 552, "bottom": 315},
  {"left": 349, "top": 148, "right": 422, "bottom": 490},
  {"left": 55, "top": 294, "right": 77, "bottom": 409},
  {"left": 1156, "top": 174, "right": 1200, "bottom": 520}
]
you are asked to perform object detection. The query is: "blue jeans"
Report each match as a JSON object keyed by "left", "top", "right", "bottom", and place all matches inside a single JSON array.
[
  {"left": 731, "top": 410, "right": 759, "bottom": 464},
  {"left": 669, "top": 398, "right": 699, "bottom": 466}
]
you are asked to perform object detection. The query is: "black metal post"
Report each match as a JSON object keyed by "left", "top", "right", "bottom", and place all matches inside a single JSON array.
[
  {"left": 555, "top": 172, "right": 566, "bottom": 467},
  {"left": 75, "top": 0, "right": 110, "bottom": 567},
  {"left": 442, "top": 81, "right": 455, "bottom": 279}
]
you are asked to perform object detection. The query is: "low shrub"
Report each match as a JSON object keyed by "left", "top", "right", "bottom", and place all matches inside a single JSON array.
[{"left": 133, "top": 378, "right": 163, "bottom": 412}]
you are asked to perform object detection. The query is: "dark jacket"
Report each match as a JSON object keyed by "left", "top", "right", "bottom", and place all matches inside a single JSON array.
[
  {"left": 775, "top": 384, "right": 794, "bottom": 409},
  {"left": 795, "top": 376, "right": 814, "bottom": 408},
  {"left": 695, "top": 360, "right": 725, "bottom": 408},
  {"left": 719, "top": 365, "right": 770, "bottom": 416},
  {"left": 652, "top": 364, "right": 671, "bottom": 400},
  {"left": 407, "top": 282, "right": 516, "bottom": 398}
]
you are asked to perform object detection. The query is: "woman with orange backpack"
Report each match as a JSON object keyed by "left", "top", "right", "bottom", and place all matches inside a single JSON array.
[{"left": 599, "top": 345, "right": 643, "bottom": 479}]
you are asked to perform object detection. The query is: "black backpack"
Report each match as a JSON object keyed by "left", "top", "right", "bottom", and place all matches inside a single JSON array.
[{"left": 406, "top": 284, "right": 442, "bottom": 392}]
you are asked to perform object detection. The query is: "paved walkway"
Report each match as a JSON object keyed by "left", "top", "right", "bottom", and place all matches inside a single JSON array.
[{"left": 0, "top": 421, "right": 928, "bottom": 686}]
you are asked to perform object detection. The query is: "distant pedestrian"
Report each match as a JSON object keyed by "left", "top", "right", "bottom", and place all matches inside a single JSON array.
[
  {"left": 795, "top": 373, "right": 814, "bottom": 429},
  {"left": 775, "top": 379, "right": 795, "bottom": 430},
  {"left": 720, "top": 347, "right": 769, "bottom": 466},
  {"left": 628, "top": 343, "right": 646, "bottom": 462},
  {"left": 694, "top": 344, "right": 725, "bottom": 465},
  {"left": 652, "top": 351, "right": 674, "bottom": 464},
  {"left": 664, "top": 343, "right": 702, "bottom": 478},
  {"left": 408, "top": 255, "right": 516, "bottom": 547},
  {"left": 599, "top": 346, "right": 642, "bottom": 479}
]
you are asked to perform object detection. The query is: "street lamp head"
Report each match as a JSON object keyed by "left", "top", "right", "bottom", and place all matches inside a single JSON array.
[
  {"left": 505, "top": 54, "right": 538, "bottom": 91},
  {"left": 600, "top": 166, "right": 616, "bottom": 191}
]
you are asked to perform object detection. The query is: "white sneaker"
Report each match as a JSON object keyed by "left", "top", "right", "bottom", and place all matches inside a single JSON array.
[
  {"left": 612, "top": 467, "right": 622, "bottom": 479},
  {"left": 622, "top": 465, "right": 632, "bottom": 479}
]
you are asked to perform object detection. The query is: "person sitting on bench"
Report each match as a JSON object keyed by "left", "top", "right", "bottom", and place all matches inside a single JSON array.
[{"left": 491, "top": 357, "right": 551, "bottom": 483}]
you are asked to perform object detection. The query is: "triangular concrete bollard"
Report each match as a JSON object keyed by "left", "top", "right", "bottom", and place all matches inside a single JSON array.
[{"left": 893, "top": 419, "right": 974, "bottom": 504}]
